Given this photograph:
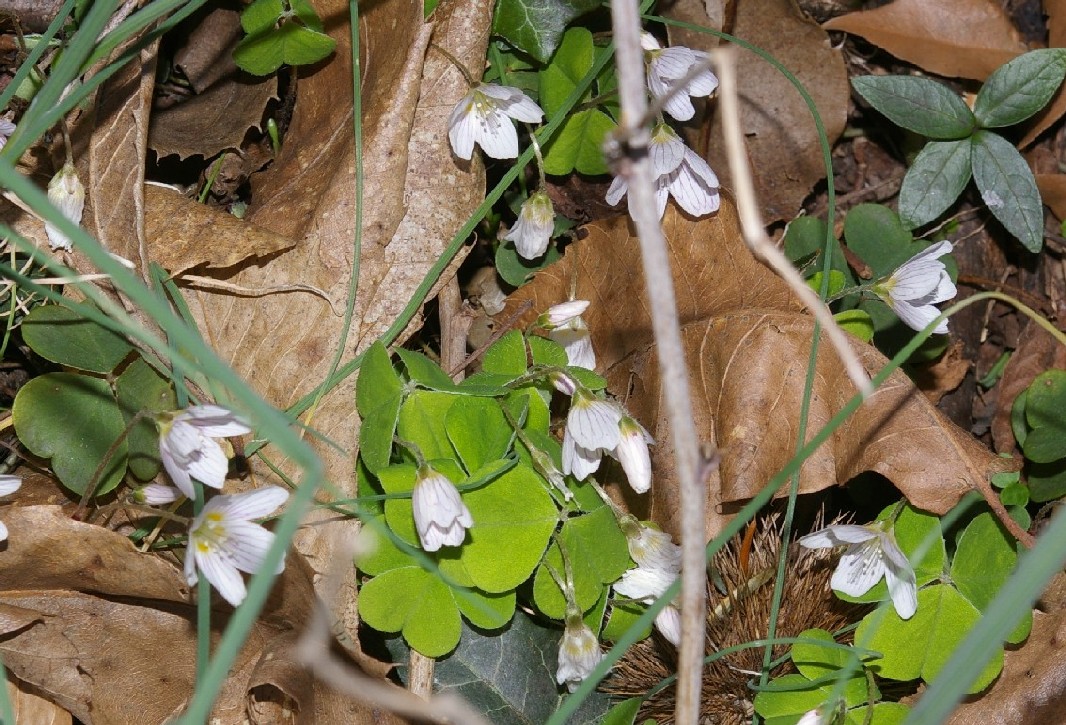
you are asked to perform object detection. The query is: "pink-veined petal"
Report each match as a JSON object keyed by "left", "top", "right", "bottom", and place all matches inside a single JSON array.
[
  {"left": 799, "top": 524, "right": 878, "bottom": 548},
  {"left": 567, "top": 398, "right": 623, "bottom": 450},
  {"left": 831, "top": 542, "right": 884, "bottom": 597},
  {"left": 185, "top": 438, "right": 229, "bottom": 489},
  {"left": 223, "top": 520, "right": 282, "bottom": 574},
  {"left": 179, "top": 405, "right": 251, "bottom": 437},
  {"left": 606, "top": 174, "right": 628, "bottom": 206},
  {"left": 885, "top": 563, "right": 918, "bottom": 619},
  {"left": 475, "top": 107, "right": 520, "bottom": 159},
  {"left": 448, "top": 98, "right": 477, "bottom": 160}
]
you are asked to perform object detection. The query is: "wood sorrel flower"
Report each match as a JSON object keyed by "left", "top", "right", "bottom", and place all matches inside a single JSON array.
[
  {"left": 606, "top": 122, "right": 720, "bottom": 219},
  {"left": 132, "top": 483, "right": 181, "bottom": 505},
  {"left": 556, "top": 608, "right": 604, "bottom": 692},
  {"left": 505, "top": 189, "right": 555, "bottom": 259},
  {"left": 874, "top": 240, "right": 956, "bottom": 334},
  {"left": 185, "top": 485, "right": 288, "bottom": 607},
  {"left": 0, "top": 474, "right": 21, "bottom": 542},
  {"left": 448, "top": 83, "right": 544, "bottom": 160},
  {"left": 550, "top": 314, "right": 595, "bottom": 370},
  {"left": 641, "top": 32, "right": 719, "bottom": 122},
  {"left": 561, "top": 392, "right": 622, "bottom": 481},
  {"left": 158, "top": 405, "right": 251, "bottom": 499},
  {"left": 610, "top": 416, "right": 654, "bottom": 493},
  {"left": 538, "top": 299, "right": 590, "bottom": 330},
  {"left": 412, "top": 465, "right": 473, "bottom": 552},
  {"left": 44, "top": 161, "right": 85, "bottom": 251},
  {"left": 654, "top": 604, "right": 681, "bottom": 646},
  {"left": 798, "top": 521, "right": 917, "bottom": 620},
  {"left": 615, "top": 519, "right": 680, "bottom": 602}
]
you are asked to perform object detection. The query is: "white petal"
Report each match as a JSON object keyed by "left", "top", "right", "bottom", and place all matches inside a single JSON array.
[
  {"left": 542, "top": 300, "right": 590, "bottom": 328},
  {"left": 499, "top": 95, "right": 544, "bottom": 123},
  {"left": 628, "top": 526, "right": 681, "bottom": 573},
  {"left": 0, "top": 475, "right": 21, "bottom": 496},
  {"left": 160, "top": 432, "right": 194, "bottom": 499},
  {"left": 210, "top": 486, "right": 289, "bottom": 520},
  {"left": 561, "top": 427, "right": 601, "bottom": 480},
  {"left": 605, "top": 175, "right": 628, "bottom": 206},
  {"left": 475, "top": 107, "right": 520, "bottom": 159},
  {"left": 654, "top": 605, "right": 681, "bottom": 646},
  {"left": 184, "top": 547, "right": 198, "bottom": 586},
  {"left": 179, "top": 405, "right": 251, "bottom": 437},
  {"left": 649, "top": 125, "right": 686, "bottom": 175},
  {"left": 614, "top": 425, "right": 652, "bottom": 494},
  {"left": 640, "top": 32, "right": 661, "bottom": 51},
  {"left": 891, "top": 298, "right": 948, "bottom": 335},
  {"left": 185, "top": 438, "right": 230, "bottom": 490},
  {"left": 412, "top": 472, "right": 471, "bottom": 551},
  {"left": 661, "top": 92, "right": 697, "bottom": 122},
  {"left": 0, "top": 520, "right": 8, "bottom": 542},
  {"left": 567, "top": 398, "right": 623, "bottom": 450},
  {"left": 831, "top": 543, "right": 884, "bottom": 597},
  {"left": 448, "top": 98, "right": 477, "bottom": 160},
  {"left": 550, "top": 319, "right": 596, "bottom": 371},
  {"left": 137, "top": 483, "right": 181, "bottom": 505},
  {"left": 223, "top": 520, "right": 283, "bottom": 575},
  {"left": 885, "top": 563, "right": 918, "bottom": 620},
  {"left": 556, "top": 621, "right": 603, "bottom": 691},
  {"left": 195, "top": 548, "right": 247, "bottom": 606},
  {"left": 799, "top": 524, "right": 878, "bottom": 548},
  {"left": 614, "top": 567, "right": 674, "bottom": 601}
]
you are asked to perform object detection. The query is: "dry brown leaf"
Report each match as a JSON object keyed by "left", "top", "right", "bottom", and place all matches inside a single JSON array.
[
  {"left": 505, "top": 201, "right": 1010, "bottom": 539},
  {"left": 143, "top": 185, "right": 298, "bottom": 274},
  {"left": 1037, "top": 173, "right": 1066, "bottom": 219},
  {"left": 697, "top": 0, "right": 848, "bottom": 222},
  {"left": 6, "top": 679, "right": 72, "bottom": 725},
  {"left": 0, "top": 506, "right": 399, "bottom": 724},
  {"left": 148, "top": 8, "right": 279, "bottom": 161},
  {"left": 823, "top": 0, "right": 1027, "bottom": 81},
  {"left": 662, "top": 0, "right": 724, "bottom": 54},
  {"left": 1019, "top": 0, "right": 1066, "bottom": 147},
  {"left": 910, "top": 339, "right": 971, "bottom": 403},
  {"left": 941, "top": 609, "right": 1066, "bottom": 723}
]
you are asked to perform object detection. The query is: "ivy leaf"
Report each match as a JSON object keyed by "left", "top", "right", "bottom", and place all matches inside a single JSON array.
[
  {"left": 493, "top": 0, "right": 601, "bottom": 64},
  {"left": 898, "top": 140, "right": 972, "bottom": 229},
  {"left": 971, "top": 130, "right": 1044, "bottom": 252},
  {"left": 974, "top": 49, "right": 1066, "bottom": 128},
  {"left": 852, "top": 75, "right": 976, "bottom": 139},
  {"left": 856, "top": 584, "right": 1002, "bottom": 693}
]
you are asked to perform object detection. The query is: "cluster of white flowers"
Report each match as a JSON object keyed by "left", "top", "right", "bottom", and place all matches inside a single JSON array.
[
  {"left": 874, "top": 241, "right": 956, "bottom": 334},
  {"left": 605, "top": 35, "right": 721, "bottom": 219},
  {"left": 561, "top": 388, "right": 653, "bottom": 494},
  {"left": 614, "top": 518, "right": 683, "bottom": 645},
  {"left": 799, "top": 520, "right": 918, "bottom": 620}
]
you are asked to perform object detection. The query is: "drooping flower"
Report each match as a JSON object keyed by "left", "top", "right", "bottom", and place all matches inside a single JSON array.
[
  {"left": 412, "top": 465, "right": 473, "bottom": 552},
  {"left": 448, "top": 83, "right": 544, "bottom": 160},
  {"left": 538, "top": 299, "right": 590, "bottom": 330},
  {"left": 797, "top": 708, "right": 827, "bottom": 725},
  {"left": 158, "top": 405, "right": 252, "bottom": 499},
  {"left": 609, "top": 416, "right": 654, "bottom": 493},
  {"left": 132, "top": 483, "right": 181, "bottom": 505},
  {"left": 798, "top": 521, "right": 917, "bottom": 620},
  {"left": 623, "top": 518, "right": 681, "bottom": 574},
  {"left": 0, "top": 119, "right": 15, "bottom": 151},
  {"left": 44, "top": 161, "right": 86, "bottom": 251},
  {"left": 185, "top": 485, "right": 289, "bottom": 607},
  {"left": 873, "top": 241, "right": 956, "bottom": 334},
  {"left": 614, "top": 565, "right": 677, "bottom": 602},
  {"left": 606, "top": 123, "right": 720, "bottom": 219},
  {"left": 0, "top": 474, "right": 22, "bottom": 543},
  {"left": 550, "top": 314, "right": 596, "bottom": 370},
  {"left": 654, "top": 604, "right": 681, "bottom": 646},
  {"left": 562, "top": 426, "right": 603, "bottom": 481},
  {"left": 641, "top": 33, "right": 719, "bottom": 122},
  {"left": 556, "top": 609, "right": 604, "bottom": 692},
  {"left": 505, "top": 189, "right": 555, "bottom": 259}
]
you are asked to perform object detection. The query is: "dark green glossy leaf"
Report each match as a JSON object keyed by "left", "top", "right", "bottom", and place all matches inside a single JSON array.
[
  {"left": 971, "top": 130, "right": 1043, "bottom": 252},
  {"left": 974, "top": 49, "right": 1066, "bottom": 128},
  {"left": 493, "top": 0, "right": 601, "bottom": 64},
  {"left": 898, "top": 140, "right": 972, "bottom": 229},
  {"left": 21, "top": 304, "right": 133, "bottom": 373},
  {"left": 852, "top": 75, "right": 976, "bottom": 139},
  {"left": 115, "top": 358, "right": 175, "bottom": 481}
]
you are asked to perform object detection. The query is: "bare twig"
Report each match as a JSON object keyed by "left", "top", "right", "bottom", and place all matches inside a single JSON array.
[
  {"left": 713, "top": 47, "right": 873, "bottom": 400},
  {"left": 608, "top": 3, "right": 708, "bottom": 722}
]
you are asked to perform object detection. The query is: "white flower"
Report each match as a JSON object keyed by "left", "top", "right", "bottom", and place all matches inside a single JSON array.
[
  {"left": 538, "top": 299, "right": 590, "bottom": 330},
  {"left": 614, "top": 566, "right": 676, "bottom": 601},
  {"left": 799, "top": 522, "right": 917, "bottom": 620},
  {"left": 797, "top": 709, "right": 827, "bottom": 725},
  {"left": 0, "top": 119, "right": 15, "bottom": 151},
  {"left": 556, "top": 613, "right": 604, "bottom": 692},
  {"left": 505, "top": 190, "right": 555, "bottom": 259},
  {"left": 874, "top": 241, "right": 956, "bottom": 335},
  {"left": 185, "top": 485, "right": 289, "bottom": 607},
  {"left": 641, "top": 32, "right": 719, "bottom": 122},
  {"left": 623, "top": 519, "right": 681, "bottom": 574},
  {"left": 448, "top": 83, "right": 544, "bottom": 160},
  {"left": 132, "top": 483, "right": 181, "bottom": 505},
  {"left": 654, "top": 604, "right": 681, "bottom": 646},
  {"left": 159, "top": 405, "right": 252, "bottom": 499},
  {"left": 610, "top": 416, "right": 654, "bottom": 493},
  {"left": 550, "top": 315, "right": 596, "bottom": 370},
  {"left": 606, "top": 123, "right": 720, "bottom": 219},
  {"left": 0, "top": 474, "right": 22, "bottom": 543},
  {"left": 561, "top": 392, "right": 622, "bottom": 481},
  {"left": 44, "top": 161, "right": 86, "bottom": 251},
  {"left": 562, "top": 426, "right": 603, "bottom": 481},
  {"left": 412, "top": 465, "right": 473, "bottom": 552}
]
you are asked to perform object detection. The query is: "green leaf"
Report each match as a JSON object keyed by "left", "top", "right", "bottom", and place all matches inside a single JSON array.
[
  {"left": 539, "top": 27, "right": 593, "bottom": 116},
  {"left": 114, "top": 358, "right": 175, "bottom": 481},
  {"left": 356, "top": 340, "right": 403, "bottom": 417},
  {"left": 790, "top": 629, "right": 869, "bottom": 706},
  {"left": 432, "top": 612, "right": 614, "bottom": 723},
  {"left": 446, "top": 396, "right": 513, "bottom": 473},
  {"left": 358, "top": 566, "right": 462, "bottom": 657},
  {"left": 783, "top": 216, "right": 854, "bottom": 285},
  {"left": 460, "top": 464, "right": 558, "bottom": 592},
  {"left": 601, "top": 698, "right": 642, "bottom": 725},
  {"left": 528, "top": 335, "right": 569, "bottom": 368},
  {"left": 483, "top": 330, "right": 528, "bottom": 377},
  {"left": 833, "top": 309, "right": 874, "bottom": 342},
  {"left": 21, "top": 304, "right": 133, "bottom": 373},
  {"left": 754, "top": 673, "right": 860, "bottom": 722},
  {"left": 970, "top": 130, "right": 1044, "bottom": 252},
  {"left": 359, "top": 399, "right": 401, "bottom": 474},
  {"left": 855, "top": 583, "right": 1002, "bottom": 693},
  {"left": 542, "top": 108, "right": 615, "bottom": 175},
  {"left": 843, "top": 204, "right": 915, "bottom": 276},
  {"left": 496, "top": 238, "right": 562, "bottom": 286},
  {"left": 492, "top": 0, "right": 601, "bottom": 64},
  {"left": 1011, "top": 388, "right": 1029, "bottom": 448},
  {"left": 1023, "top": 370, "right": 1066, "bottom": 462},
  {"left": 274, "top": 23, "right": 335, "bottom": 66},
  {"left": 357, "top": 516, "right": 415, "bottom": 576},
  {"left": 13, "top": 373, "right": 128, "bottom": 496},
  {"left": 234, "top": 17, "right": 335, "bottom": 76},
  {"left": 1028, "top": 459, "right": 1066, "bottom": 502},
  {"left": 397, "top": 390, "right": 458, "bottom": 462},
  {"left": 898, "top": 140, "right": 972, "bottom": 229},
  {"left": 951, "top": 511, "right": 1031, "bottom": 644},
  {"left": 601, "top": 600, "right": 650, "bottom": 643},
  {"left": 239, "top": 0, "right": 282, "bottom": 34},
  {"left": 289, "top": 0, "right": 325, "bottom": 31},
  {"left": 852, "top": 75, "right": 976, "bottom": 139},
  {"left": 233, "top": 29, "right": 286, "bottom": 76},
  {"left": 532, "top": 506, "right": 630, "bottom": 618},
  {"left": 974, "top": 49, "right": 1066, "bottom": 128},
  {"left": 396, "top": 348, "right": 456, "bottom": 390},
  {"left": 454, "top": 587, "right": 516, "bottom": 630}
]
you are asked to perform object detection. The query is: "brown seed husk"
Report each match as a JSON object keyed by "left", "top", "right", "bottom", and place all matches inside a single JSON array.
[{"left": 602, "top": 517, "right": 863, "bottom": 724}]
